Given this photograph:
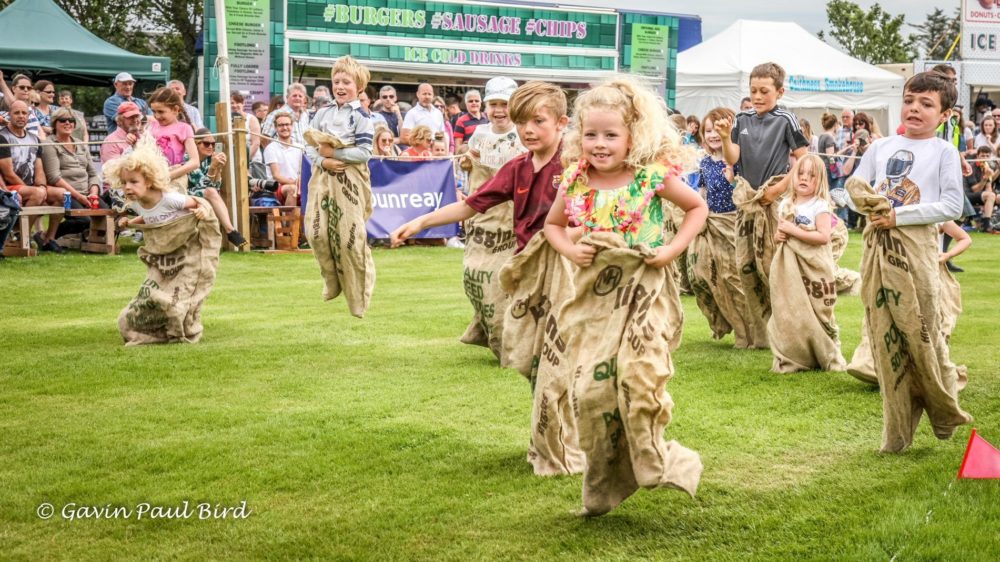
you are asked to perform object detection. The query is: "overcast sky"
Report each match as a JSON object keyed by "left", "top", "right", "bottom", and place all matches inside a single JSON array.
[{"left": 532, "top": 0, "right": 958, "bottom": 45}]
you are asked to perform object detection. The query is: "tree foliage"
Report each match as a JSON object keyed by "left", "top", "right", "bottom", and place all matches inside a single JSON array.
[
  {"left": 0, "top": 0, "right": 202, "bottom": 83},
  {"left": 818, "top": 0, "right": 914, "bottom": 64},
  {"left": 910, "top": 7, "right": 962, "bottom": 61}
]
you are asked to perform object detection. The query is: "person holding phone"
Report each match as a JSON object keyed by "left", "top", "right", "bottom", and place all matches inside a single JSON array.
[{"left": 187, "top": 127, "right": 247, "bottom": 246}]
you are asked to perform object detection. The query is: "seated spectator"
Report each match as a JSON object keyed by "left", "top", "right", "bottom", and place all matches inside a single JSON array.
[
  {"left": 401, "top": 125, "right": 433, "bottom": 160},
  {"left": 262, "top": 113, "right": 303, "bottom": 206},
  {"left": 42, "top": 108, "right": 103, "bottom": 209},
  {"left": 33, "top": 80, "right": 56, "bottom": 136},
  {"left": 372, "top": 125, "right": 400, "bottom": 157},
  {"left": 433, "top": 96, "right": 455, "bottom": 153},
  {"left": 101, "top": 102, "right": 145, "bottom": 165},
  {"left": 103, "top": 72, "right": 150, "bottom": 134},
  {"left": 0, "top": 100, "right": 64, "bottom": 251},
  {"left": 261, "top": 83, "right": 310, "bottom": 146},
  {"left": 453, "top": 89, "right": 487, "bottom": 146},
  {"left": 168, "top": 79, "right": 204, "bottom": 130},
  {"left": 361, "top": 86, "right": 387, "bottom": 128},
  {"left": 58, "top": 90, "right": 88, "bottom": 143},
  {"left": 431, "top": 136, "right": 449, "bottom": 157},
  {"left": 0, "top": 74, "right": 48, "bottom": 139},
  {"left": 252, "top": 101, "right": 269, "bottom": 123},
  {"left": 377, "top": 85, "right": 403, "bottom": 140},
  {"left": 231, "top": 92, "right": 262, "bottom": 168},
  {"left": 187, "top": 128, "right": 247, "bottom": 246},
  {"left": 974, "top": 116, "right": 999, "bottom": 151},
  {"left": 965, "top": 145, "right": 997, "bottom": 233}
]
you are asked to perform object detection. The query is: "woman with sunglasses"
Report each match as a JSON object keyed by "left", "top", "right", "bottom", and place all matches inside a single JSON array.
[
  {"left": 33, "top": 80, "right": 56, "bottom": 136},
  {"left": 0, "top": 73, "right": 48, "bottom": 138},
  {"left": 41, "top": 107, "right": 105, "bottom": 226}
]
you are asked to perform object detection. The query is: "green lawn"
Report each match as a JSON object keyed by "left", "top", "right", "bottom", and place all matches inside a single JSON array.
[{"left": 2, "top": 234, "right": 999, "bottom": 561}]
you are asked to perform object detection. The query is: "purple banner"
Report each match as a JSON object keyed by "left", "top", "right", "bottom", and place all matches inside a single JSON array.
[
  {"left": 367, "top": 159, "right": 458, "bottom": 238},
  {"left": 300, "top": 157, "right": 459, "bottom": 239}
]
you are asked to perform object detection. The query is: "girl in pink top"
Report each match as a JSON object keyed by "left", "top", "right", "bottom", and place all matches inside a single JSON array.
[{"left": 147, "top": 87, "right": 200, "bottom": 191}]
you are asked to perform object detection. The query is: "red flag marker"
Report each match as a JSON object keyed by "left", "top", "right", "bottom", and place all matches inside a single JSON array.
[{"left": 957, "top": 429, "right": 1000, "bottom": 479}]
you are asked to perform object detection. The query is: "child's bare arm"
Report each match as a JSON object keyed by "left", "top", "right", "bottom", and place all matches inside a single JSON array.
[
  {"left": 647, "top": 177, "right": 708, "bottom": 267},
  {"left": 716, "top": 117, "right": 740, "bottom": 166},
  {"left": 183, "top": 196, "right": 210, "bottom": 219},
  {"left": 939, "top": 220, "right": 971, "bottom": 262},
  {"left": 390, "top": 201, "right": 477, "bottom": 247},
  {"left": 543, "top": 196, "right": 595, "bottom": 267},
  {"left": 171, "top": 137, "right": 201, "bottom": 179},
  {"left": 777, "top": 213, "right": 832, "bottom": 246}
]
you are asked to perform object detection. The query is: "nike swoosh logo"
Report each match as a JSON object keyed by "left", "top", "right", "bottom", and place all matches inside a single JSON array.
[{"left": 516, "top": 186, "right": 529, "bottom": 194}]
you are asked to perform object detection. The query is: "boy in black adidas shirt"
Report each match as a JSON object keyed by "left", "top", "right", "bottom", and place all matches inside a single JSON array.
[{"left": 716, "top": 62, "right": 809, "bottom": 200}]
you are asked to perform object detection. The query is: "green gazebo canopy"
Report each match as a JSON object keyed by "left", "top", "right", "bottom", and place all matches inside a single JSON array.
[{"left": 0, "top": 0, "right": 170, "bottom": 86}]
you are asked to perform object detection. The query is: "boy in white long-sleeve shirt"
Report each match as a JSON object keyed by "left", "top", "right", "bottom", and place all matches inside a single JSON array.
[{"left": 848, "top": 70, "right": 971, "bottom": 453}]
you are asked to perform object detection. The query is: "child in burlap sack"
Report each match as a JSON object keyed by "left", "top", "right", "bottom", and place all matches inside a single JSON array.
[
  {"left": 844, "top": 70, "right": 972, "bottom": 453},
  {"left": 768, "top": 154, "right": 847, "bottom": 372},
  {"left": 715, "top": 63, "right": 810, "bottom": 349},
  {"left": 303, "top": 56, "right": 376, "bottom": 318},
  {"left": 106, "top": 134, "right": 222, "bottom": 345},
  {"left": 393, "top": 82, "right": 585, "bottom": 477},
  {"left": 545, "top": 76, "right": 708, "bottom": 516},
  {"left": 847, "top": 220, "right": 971, "bottom": 388},
  {"left": 688, "top": 107, "right": 756, "bottom": 347},
  {"left": 458, "top": 76, "right": 527, "bottom": 358}
]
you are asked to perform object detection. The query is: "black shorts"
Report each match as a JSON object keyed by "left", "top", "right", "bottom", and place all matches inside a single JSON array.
[{"left": 966, "top": 190, "right": 995, "bottom": 206}]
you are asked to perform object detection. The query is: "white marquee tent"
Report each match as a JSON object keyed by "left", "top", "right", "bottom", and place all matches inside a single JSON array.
[{"left": 676, "top": 20, "right": 905, "bottom": 133}]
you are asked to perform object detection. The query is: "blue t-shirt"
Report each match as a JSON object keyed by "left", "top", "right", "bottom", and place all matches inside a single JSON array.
[{"left": 698, "top": 155, "right": 737, "bottom": 213}]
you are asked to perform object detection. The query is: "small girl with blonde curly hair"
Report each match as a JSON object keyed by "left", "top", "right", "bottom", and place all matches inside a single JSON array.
[
  {"left": 106, "top": 134, "right": 209, "bottom": 228},
  {"left": 543, "top": 76, "right": 707, "bottom": 516}
]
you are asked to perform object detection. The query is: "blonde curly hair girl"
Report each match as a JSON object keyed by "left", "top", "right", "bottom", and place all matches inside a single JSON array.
[
  {"left": 103, "top": 133, "right": 172, "bottom": 194},
  {"left": 561, "top": 75, "right": 696, "bottom": 174}
]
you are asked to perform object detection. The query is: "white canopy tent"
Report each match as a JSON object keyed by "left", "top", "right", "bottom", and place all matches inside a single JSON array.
[{"left": 676, "top": 20, "right": 905, "bottom": 134}]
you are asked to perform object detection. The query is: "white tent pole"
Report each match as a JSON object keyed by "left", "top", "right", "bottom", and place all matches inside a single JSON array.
[{"left": 214, "top": 0, "right": 238, "bottom": 231}]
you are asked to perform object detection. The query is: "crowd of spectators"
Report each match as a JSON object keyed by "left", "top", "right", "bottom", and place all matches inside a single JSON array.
[{"left": 0, "top": 69, "right": 494, "bottom": 253}]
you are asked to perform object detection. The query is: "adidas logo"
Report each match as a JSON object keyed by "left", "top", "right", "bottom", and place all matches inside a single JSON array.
[{"left": 740, "top": 128, "right": 749, "bottom": 135}]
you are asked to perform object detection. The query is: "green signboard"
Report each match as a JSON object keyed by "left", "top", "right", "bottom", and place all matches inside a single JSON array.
[
  {"left": 630, "top": 24, "right": 670, "bottom": 77},
  {"left": 287, "top": 0, "right": 618, "bottom": 49}
]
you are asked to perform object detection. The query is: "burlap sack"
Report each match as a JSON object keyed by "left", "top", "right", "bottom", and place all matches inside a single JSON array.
[
  {"left": 732, "top": 176, "right": 782, "bottom": 349},
  {"left": 118, "top": 198, "right": 222, "bottom": 345},
  {"left": 767, "top": 203, "right": 847, "bottom": 372},
  {"left": 459, "top": 157, "right": 516, "bottom": 358},
  {"left": 686, "top": 212, "right": 754, "bottom": 348},
  {"left": 498, "top": 232, "right": 584, "bottom": 475},
  {"left": 830, "top": 220, "right": 862, "bottom": 295},
  {"left": 845, "top": 177, "right": 972, "bottom": 453},
  {"left": 303, "top": 130, "right": 375, "bottom": 318},
  {"left": 563, "top": 232, "right": 701, "bottom": 516},
  {"left": 848, "top": 263, "right": 968, "bottom": 389}
]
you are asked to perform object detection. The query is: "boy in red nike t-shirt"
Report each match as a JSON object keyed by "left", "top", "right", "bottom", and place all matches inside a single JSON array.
[{"left": 391, "top": 81, "right": 568, "bottom": 252}]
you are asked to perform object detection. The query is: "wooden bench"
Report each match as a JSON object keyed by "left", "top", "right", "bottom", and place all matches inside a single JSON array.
[
  {"left": 2, "top": 206, "right": 64, "bottom": 257},
  {"left": 249, "top": 206, "right": 301, "bottom": 251},
  {"left": 66, "top": 208, "right": 119, "bottom": 254}
]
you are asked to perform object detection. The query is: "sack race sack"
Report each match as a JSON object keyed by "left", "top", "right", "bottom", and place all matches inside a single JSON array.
[
  {"left": 851, "top": 263, "right": 968, "bottom": 388},
  {"left": 732, "top": 176, "right": 782, "bottom": 348},
  {"left": 662, "top": 201, "right": 692, "bottom": 294},
  {"left": 686, "top": 212, "right": 754, "bottom": 348},
  {"left": 830, "top": 219, "right": 862, "bottom": 295},
  {"left": 766, "top": 202, "right": 847, "bottom": 372},
  {"left": 845, "top": 177, "right": 972, "bottom": 453},
  {"left": 498, "top": 232, "right": 584, "bottom": 475},
  {"left": 566, "top": 232, "right": 701, "bottom": 516},
  {"left": 303, "top": 130, "right": 375, "bottom": 318},
  {"left": 118, "top": 198, "right": 222, "bottom": 345},
  {"left": 459, "top": 156, "right": 517, "bottom": 358}
]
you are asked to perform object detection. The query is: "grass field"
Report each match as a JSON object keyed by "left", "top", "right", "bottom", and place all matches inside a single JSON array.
[{"left": 2, "top": 234, "right": 999, "bottom": 561}]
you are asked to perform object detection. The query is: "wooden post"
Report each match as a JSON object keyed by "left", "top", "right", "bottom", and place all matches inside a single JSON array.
[{"left": 215, "top": 102, "right": 250, "bottom": 251}]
